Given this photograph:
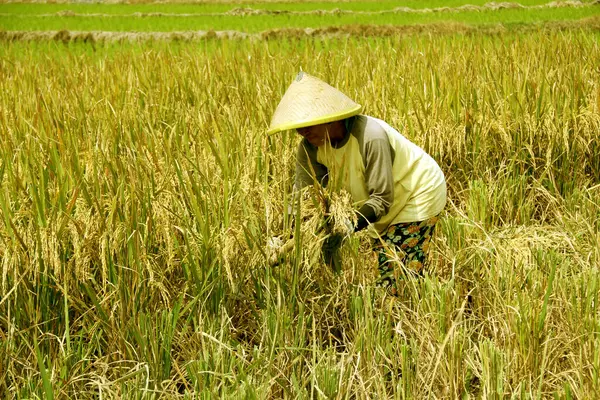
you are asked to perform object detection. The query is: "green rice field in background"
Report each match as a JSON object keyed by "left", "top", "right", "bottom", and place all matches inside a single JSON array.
[
  {"left": 1, "top": 1, "right": 600, "bottom": 33},
  {"left": 0, "top": 0, "right": 578, "bottom": 15}
]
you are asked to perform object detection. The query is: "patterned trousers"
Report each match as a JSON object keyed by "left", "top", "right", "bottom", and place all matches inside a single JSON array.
[{"left": 374, "top": 215, "right": 440, "bottom": 294}]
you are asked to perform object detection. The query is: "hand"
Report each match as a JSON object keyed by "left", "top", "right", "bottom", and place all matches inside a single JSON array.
[
  {"left": 322, "top": 233, "right": 344, "bottom": 274},
  {"left": 267, "top": 236, "right": 284, "bottom": 252},
  {"left": 332, "top": 216, "right": 355, "bottom": 239},
  {"left": 341, "top": 217, "right": 355, "bottom": 238},
  {"left": 267, "top": 236, "right": 284, "bottom": 265}
]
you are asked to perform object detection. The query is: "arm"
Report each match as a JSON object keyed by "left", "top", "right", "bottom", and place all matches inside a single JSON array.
[{"left": 355, "top": 138, "right": 394, "bottom": 231}]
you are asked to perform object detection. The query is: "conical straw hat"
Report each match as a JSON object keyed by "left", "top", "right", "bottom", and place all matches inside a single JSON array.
[{"left": 267, "top": 72, "right": 362, "bottom": 134}]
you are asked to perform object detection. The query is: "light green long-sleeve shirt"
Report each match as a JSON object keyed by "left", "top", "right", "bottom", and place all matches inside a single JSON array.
[{"left": 295, "top": 115, "right": 446, "bottom": 237}]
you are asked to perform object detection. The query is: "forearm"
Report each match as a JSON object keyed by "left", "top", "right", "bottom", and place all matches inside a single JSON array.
[{"left": 361, "top": 137, "right": 394, "bottom": 228}]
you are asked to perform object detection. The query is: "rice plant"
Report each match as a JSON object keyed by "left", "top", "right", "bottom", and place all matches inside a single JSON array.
[{"left": 0, "top": 30, "right": 598, "bottom": 397}]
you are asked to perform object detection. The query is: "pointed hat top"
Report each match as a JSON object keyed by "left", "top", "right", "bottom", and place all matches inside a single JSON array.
[{"left": 267, "top": 72, "right": 362, "bottom": 134}]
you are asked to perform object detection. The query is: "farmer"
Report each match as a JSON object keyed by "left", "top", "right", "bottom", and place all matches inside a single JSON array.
[{"left": 267, "top": 72, "right": 446, "bottom": 295}]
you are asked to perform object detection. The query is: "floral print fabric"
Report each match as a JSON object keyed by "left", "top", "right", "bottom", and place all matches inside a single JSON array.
[{"left": 374, "top": 215, "right": 440, "bottom": 294}]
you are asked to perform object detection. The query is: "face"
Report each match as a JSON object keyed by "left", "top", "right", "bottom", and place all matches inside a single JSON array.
[
  {"left": 296, "top": 124, "right": 330, "bottom": 147},
  {"left": 296, "top": 121, "right": 344, "bottom": 147}
]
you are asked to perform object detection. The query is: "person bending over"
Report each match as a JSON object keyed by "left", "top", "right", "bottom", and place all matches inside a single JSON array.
[{"left": 267, "top": 72, "right": 446, "bottom": 295}]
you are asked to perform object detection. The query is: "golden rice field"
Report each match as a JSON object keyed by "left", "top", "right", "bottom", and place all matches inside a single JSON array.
[{"left": 0, "top": 11, "right": 600, "bottom": 399}]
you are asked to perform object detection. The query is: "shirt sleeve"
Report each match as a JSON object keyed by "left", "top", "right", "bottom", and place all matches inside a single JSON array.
[
  {"left": 362, "top": 137, "right": 394, "bottom": 221},
  {"left": 294, "top": 139, "right": 328, "bottom": 191}
]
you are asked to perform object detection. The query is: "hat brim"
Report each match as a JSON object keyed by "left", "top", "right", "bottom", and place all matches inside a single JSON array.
[{"left": 267, "top": 105, "right": 362, "bottom": 135}]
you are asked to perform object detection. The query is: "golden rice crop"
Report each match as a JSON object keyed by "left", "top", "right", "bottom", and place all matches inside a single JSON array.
[{"left": 0, "top": 31, "right": 599, "bottom": 397}]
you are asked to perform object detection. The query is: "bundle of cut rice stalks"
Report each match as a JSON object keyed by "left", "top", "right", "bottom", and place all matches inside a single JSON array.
[
  {"left": 267, "top": 186, "right": 357, "bottom": 268},
  {"left": 220, "top": 185, "right": 357, "bottom": 284},
  {"left": 219, "top": 186, "right": 360, "bottom": 345}
]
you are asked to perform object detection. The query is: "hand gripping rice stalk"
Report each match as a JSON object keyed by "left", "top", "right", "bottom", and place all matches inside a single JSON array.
[{"left": 268, "top": 186, "right": 356, "bottom": 267}]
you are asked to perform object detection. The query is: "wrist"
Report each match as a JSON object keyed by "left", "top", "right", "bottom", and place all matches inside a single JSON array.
[{"left": 355, "top": 204, "right": 377, "bottom": 231}]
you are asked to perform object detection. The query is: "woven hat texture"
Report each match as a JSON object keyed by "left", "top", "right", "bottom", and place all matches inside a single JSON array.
[{"left": 267, "top": 72, "right": 362, "bottom": 134}]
